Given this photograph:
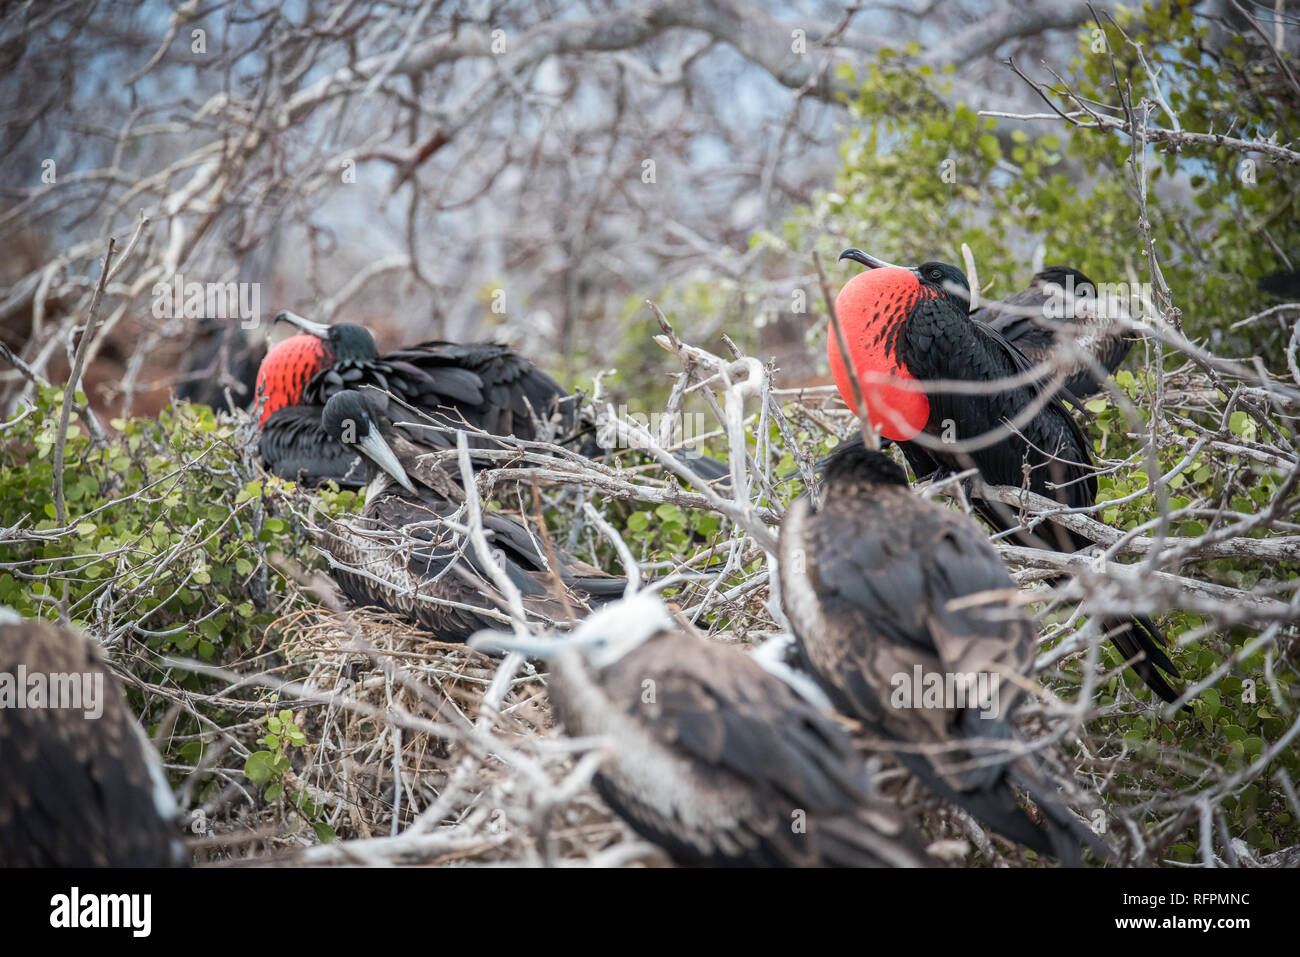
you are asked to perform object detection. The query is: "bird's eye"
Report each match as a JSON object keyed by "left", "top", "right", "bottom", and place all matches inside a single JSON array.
[{"left": 927, "top": 267, "right": 942, "bottom": 281}]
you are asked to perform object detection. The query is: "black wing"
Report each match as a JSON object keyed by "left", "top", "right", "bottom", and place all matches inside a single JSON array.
[
  {"left": 970, "top": 316, "right": 1098, "bottom": 503},
  {"left": 382, "top": 341, "right": 576, "bottom": 439},
  {"left": 261, "top": 404, "right": 368, "bottom": 487},
  {"left": 928, "top": 322, "right": 1181, "bottom": 703},
  {"left": 901, "top": 301, "right": 1097, "bottom": 551}
]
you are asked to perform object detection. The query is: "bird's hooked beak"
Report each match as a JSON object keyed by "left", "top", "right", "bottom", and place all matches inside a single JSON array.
[
  {"left": 274, "top": 310, "right": 332, "bottom": 338},
  {"left": 469, "top": 593, "right": 673, "bottom": 662},
  {"left": 839, "top": 248, "right": 904, "bottom": 270},
  {"left": 355, "top": 430, "right": 417, "bottom": 494},
  {"left": 467, "top": 630, "right": 586, "bottom": 660}
]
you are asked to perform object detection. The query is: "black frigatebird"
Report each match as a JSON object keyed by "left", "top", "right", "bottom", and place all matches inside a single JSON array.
[
  {"left": 779, "top": 442, "right": 1107, "bottom": 865},
  {"left": 317, "top": 390, "right": 627, "bottom": 641},
  {"left": 472, "top": 593, "right": 932, "bottom": 867},
  {"left": 258, "top": 311, "right": 730, "bottom": 487},
  {"left": 972, "top": 266, "right": 1137, "bottom": 399},
  {"left": 257, "top": 311, "right": 579, "bottom": 487},
  {"left": 830, "top": 248, "right": 1182, "bottom": 705},
  {"left": 0, "top": 612, "right": 187, "bottom": 866}
]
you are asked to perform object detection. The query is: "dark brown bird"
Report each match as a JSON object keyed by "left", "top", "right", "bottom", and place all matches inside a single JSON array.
[
  {"left": 317, "top": 390, "right": 627, "bottom": 641},
  {"left": 472, "top": 593, "right": 931, "bottom": 867},
  {"left": 972, "top": 266, "right": 1137, "bottom": 399},
  {"left": 0, "top": 612, "right": 187, "bottom": 866},
  {"left": 779, "top": 442, "right": 1107, "bottom": 865}
]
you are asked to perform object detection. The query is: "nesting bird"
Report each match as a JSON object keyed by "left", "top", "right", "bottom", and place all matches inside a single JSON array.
[
  {"left": 831, "top": 249, "right": 1182, "bottom": 704},
  {"left": 316, "top": 389, "right": 627, "bottom": 641},
  {"left": 972, "top": 266, "right": 1137, "bottom": 399},
  {"left": 0, "top": 612, "right": 186, "bottom": 866},
  {"left": 256, "top": 311, "right": 578, "bottom": 488},
  {"left": 472, "top": 593, "right": 931, "bottom": 867},
  {"left": 779, "top": 442, "right": 1106, "bottom": 865}
]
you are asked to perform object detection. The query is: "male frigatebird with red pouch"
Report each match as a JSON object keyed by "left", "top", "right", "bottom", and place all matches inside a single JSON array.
[
  {"left": 256, "top": 311, "right": 730, "bottom": 488},
  {"left": 829, "top": 248, "right": 1182, "bottom": 705},
  {"left": 255, "top": 312, "right": 578, "bottom": 487}
]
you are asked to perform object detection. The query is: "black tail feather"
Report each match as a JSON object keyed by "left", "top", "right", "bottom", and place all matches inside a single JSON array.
[
  {"left": 941, "top": 467, "right": 1189, "bottom": 706},
  {"left": 670, "top": 450, "right": 731, "bottom": 486},
  {"left": 1104, "top": 614, "right": 1188, "bottom": 708},
  {"left": 571, "top": 576, "right": 633, "bottom": 603}
]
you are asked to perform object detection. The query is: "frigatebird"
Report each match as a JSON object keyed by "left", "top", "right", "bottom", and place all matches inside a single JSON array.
[
  {"left": 316, "top": 390, "right": 627, "bottom": 641},
  {"left": 972, "top": 266, "right": 1136, "bottom": 398},
  {"left": 778, "top": 442, "right": 1106, "bottom": 865},
  {"left": 831, "top": 249, "right": 1182, "bottom": 705},
  {"left": 0, "top": 612, "right": 187, "bottom": 866},
  {"left": 257, "top": 311, "right": 578, "bottom": 487},
  {"left": 472, "top": 593, "right": 932, "bottom": 867},
  {"left": 258, "top": 311, "right": 731, "bottom": 488}
]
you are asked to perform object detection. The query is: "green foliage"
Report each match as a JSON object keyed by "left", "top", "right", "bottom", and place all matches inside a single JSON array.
[
  {"left": 0, "top": 387, "right": 325, "bottom": 657},
  {"left": 768, "top": 3, "right": 1298, "bottom": 358},
  {"left": 0, "top": 389, "right": 351, "bottom": 842},
  {"left": 242, "top": 706, "right": 333, "bottom": 841},
  {"left": 1042, "top": 375, "right": 1296, "bottom": 854}
]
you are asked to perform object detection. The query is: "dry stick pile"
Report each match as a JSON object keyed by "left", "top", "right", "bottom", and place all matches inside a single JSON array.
[{"left": 136, "top": 299, "right": 1300, "bottom": 868}]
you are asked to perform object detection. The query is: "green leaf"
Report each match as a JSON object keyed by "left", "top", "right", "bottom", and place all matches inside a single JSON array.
[{"left": 244, "top": 751, "right": 275, "bottom": 784}]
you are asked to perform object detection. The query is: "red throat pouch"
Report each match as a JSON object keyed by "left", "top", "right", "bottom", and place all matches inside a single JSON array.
[
  {"left": 829, "top": 268, "right": 932, "bottom": 441},
  {"left": 254, "top": 335, "right": 332, "bottom": 426}
]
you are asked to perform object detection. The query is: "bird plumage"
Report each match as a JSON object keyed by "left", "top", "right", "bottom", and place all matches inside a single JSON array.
[
  {"left": 973, "top": 266, "right": 1136, "bottom": 398},
  {"left": 778, "top": 443, "right": 1104, "bottom": 865},
  {"left": 257, "top": 314, "right": 578, "bottom": 488},
  {"left": 0, "top": 615, "right": 186, "bottom": 867},
  {"left": 317, "top": 390, "right": 625, "bottom": 642},
  {"left": 477, "top": 595, "right": 931, "bottom": 867},
  {"left": 832, "top": 252, "right": 1182, "bottom": 704}
]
